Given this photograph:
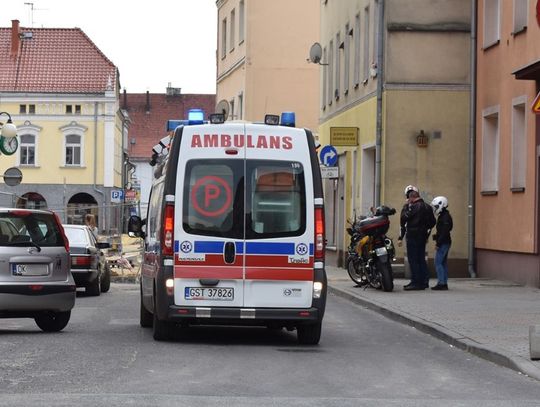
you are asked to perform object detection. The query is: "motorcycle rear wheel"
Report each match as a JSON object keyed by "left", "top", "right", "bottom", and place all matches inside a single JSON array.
[
  {"left": 378, "top": 260, "right": 394, "bottom": 292},
  {"left": 346, "top": 256, "right": 364, "bottom": 286}
]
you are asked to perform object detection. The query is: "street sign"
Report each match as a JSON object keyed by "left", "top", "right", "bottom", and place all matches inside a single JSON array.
[
  {"left": 111, "top": 189, "right": 124, "bottom": 203},
  {"left": 320, "top": 145, "right": 338, "bottom": 167},
  {"left": 320, "top": 166, "right": 339, "bottom": 179},
  {"left": 3, "top": 167, "right": 22, "bottom": 186},
  {"left": 532, "top": 91, "right": 540, "bottom": 114},
  {"left": 330, "top": 127, "right": 358, "bottom": 146}
]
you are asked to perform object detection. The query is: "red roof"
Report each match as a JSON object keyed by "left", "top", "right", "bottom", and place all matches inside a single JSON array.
[
  {"left": 0, "top": 25, "right": 117, "bottom": 93},
  {"left": 124, "top": 92, "right": 216, "bottom": 159}
]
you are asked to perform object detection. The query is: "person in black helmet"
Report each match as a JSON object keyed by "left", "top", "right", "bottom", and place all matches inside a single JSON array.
[{"left": 397, "top": 185, "right": 436, "bottom": 291}]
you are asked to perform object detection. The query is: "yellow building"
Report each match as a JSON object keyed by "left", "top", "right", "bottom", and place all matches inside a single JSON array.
[
  {"left": 0, "top": 20, "right": 127, "bottom": 233},
  {"left": 319, "top": 1, "right": 471, "bottom": 276}
]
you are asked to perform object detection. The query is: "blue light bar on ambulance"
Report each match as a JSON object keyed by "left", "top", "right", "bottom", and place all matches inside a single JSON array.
[
  {"left": 188, "top": 109, "right": 205, "bottom": 125},
  {"left": 167, "top": 120, "right": 188, "bottom": 131},
  {"left": 281, "top": 112, "right": 295, "bottom": 127}
]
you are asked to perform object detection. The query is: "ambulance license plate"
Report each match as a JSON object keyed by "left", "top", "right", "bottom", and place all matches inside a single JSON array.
[{"left": 184, "top": 287, "right": 234, "bottom": 301}]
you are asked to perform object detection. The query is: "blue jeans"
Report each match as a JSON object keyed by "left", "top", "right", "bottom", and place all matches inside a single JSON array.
[
  {"left": 406, "top": 236, "right": 429, "bottom": 287},
  {"left": 435, "top": 243, "right": 450, "bottom": 285}
]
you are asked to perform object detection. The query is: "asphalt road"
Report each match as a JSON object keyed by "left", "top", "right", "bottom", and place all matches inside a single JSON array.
[{"left": 1, "top": 284, "right": 540, "bottom": 406}]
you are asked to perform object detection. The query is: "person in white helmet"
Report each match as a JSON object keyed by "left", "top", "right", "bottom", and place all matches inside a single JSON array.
[
  {"left": 430, "top": 196, "right": 453, "bottom": 290},
  {"left": 398, "top": 185, "right": 436, "bottom": 291}
]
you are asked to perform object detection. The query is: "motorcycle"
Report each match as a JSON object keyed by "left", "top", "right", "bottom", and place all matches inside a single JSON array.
[{"left": 345, "top": 206, "right": 396, "bottom": 292}]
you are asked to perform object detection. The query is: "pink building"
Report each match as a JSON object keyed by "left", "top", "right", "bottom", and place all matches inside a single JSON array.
[{"left": 476, "top": 0, "right": 540, "bottom": 285}]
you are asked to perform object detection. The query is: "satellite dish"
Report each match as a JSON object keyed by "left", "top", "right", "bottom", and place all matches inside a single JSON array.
[
  {"left": 309, "top": 42, "right": 323, "bottom": 64},
  {"left": 216, "top": 99, "right": 230, "bottom": 118}
]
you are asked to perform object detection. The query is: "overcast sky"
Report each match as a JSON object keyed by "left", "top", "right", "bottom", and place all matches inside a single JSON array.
[{"left": 1, "top": 0, "right": 217, "bottom": 94}]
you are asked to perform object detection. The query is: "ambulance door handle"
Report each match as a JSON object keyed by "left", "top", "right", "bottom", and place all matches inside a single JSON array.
[
  {"left": 200, "top": 279, "right": 219, "bottom": 286},
  {"left": 224, "top": 241, "right": 236, "bottom": 264}
]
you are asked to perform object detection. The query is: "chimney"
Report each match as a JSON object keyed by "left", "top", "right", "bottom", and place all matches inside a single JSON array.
[{"left": 11, "top": 20, "right": 21, "bottom": 57}]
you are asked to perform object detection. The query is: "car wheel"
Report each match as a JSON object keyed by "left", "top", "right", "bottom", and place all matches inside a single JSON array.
[
  {"left": 297, "top": 320, "right": 322, "bottom": 345},
  {"left": 86, "top": 275, "right": 101, "bottom": 296},
  {"left": 140, "top": 293, "right": 153, "bottom": 328},
  {"left": 100, "top": 264, "right": 111, "bottom": 293},
  {"left": 35, "top": 311, "right": 71, "bottom": 332},
  {"left": 152, "top": 305, "right": 173, "bottom": 341}
]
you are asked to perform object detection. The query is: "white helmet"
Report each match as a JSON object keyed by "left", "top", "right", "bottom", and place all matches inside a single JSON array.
[
  {"left": 404, "top": 185, "right": 419, "bottom": 197},
  {"left": 431, "top": 196, "right": 448, "bottom": 215}
]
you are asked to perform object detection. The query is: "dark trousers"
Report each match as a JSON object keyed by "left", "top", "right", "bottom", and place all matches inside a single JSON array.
[{"left": 406, "top": 236, "right": 429, "bottom": 287}]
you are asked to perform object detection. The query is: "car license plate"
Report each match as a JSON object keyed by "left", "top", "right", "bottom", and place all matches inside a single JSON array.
[
  {"left": 375, "top": 247, "right": 387, "bottom": 256},
  {"left": 11, "top": 263, "right": 49, "bottom": 276},
  {"left": 184, "top": 287, "right": 234, "bottom": 301}
]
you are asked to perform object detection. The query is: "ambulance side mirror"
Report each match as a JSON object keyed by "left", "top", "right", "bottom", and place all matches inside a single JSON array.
[{"left": 128, "top": 215, "right": 146, "bottom": 239}]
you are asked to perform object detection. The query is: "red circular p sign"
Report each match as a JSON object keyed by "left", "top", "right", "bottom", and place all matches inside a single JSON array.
[{"left": 191, "top": 176, "right": 232, "bottom": 217}]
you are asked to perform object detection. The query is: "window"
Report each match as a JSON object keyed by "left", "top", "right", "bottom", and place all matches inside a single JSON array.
[
  {"left": 335, "top": 32, "right": 341, "bottom": 100},
  {"left": 344, "top": 23, "right": 351, "bottom": 95},
  {"left": 513, "top": 0, "right": 527, "bottom": 34},
  {"left": 363, "top": 6, "right": 370, "bottom": 82},
  {"left": 239, "top": 0, "right": 245, "bottom": 43},
  {"left": 328, "top": 40, "right": 334, "bottom": 106},
  {"left": 249, "top": 162, "right": 305, "bottom": 238},
  {"left": 230, "top": 9, "right": 236, "bottom": 52},
  {"left": 19, "top": 134, "right": 36, "bottom": 166},
  {"left": 481, "top": 107, "right": 500, "bottom": 192},
  {"left": 19, "top": 105, "right": 26, "bottom": 114},
  {"left": 29, "top": 104, "right": 35, "bottom": 114},
  {"left": 322, "top": 46, "right": 327, "bottom": 109},
  {"left": 75, "top": 104, "right": 81, "bottom": 114},
  {"left": 66, "top": 105, "right": 73, "bottom": 114},
  {"left": 65, "top": 134, "right": 82, "bottom": 166},
  {"left": 511, "top": 97, "right": 527, "bottom": 190},
  {"left": 484, "top": 0, "right": 500, "bottom": 48},
  {"left": 182, "top": 159, "right": 306, "bottom": 239},
  {"left": 147, "top": 181, "right": 164, "bottom": 241},
  {"left": 353, "top": 13, "right": 361, "bottom": 87},
  {"left": 238, "top": 92, "right": 243, "bottom": 119},
  {"left": 221, "top": 18, "right": 227, "bottom": 58}
]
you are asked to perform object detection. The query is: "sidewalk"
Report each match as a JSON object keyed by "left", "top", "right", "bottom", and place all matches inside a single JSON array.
[{"left": 326, "top": 265, "right": 540, "bottom": 381}]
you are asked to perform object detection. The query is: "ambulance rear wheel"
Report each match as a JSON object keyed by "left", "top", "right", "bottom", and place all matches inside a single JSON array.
[
  {"left": 140, "top": 297, "right": 153, "bottom": 328},
  {"left": 152, "top": 302, "right": 174, "bottom": 341},
  {"left": 297, "top": 321, "right": 322, "bottom": 345}
]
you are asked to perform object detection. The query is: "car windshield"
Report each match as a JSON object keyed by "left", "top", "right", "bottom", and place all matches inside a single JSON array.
[
  {"left": 0, "top": 211, "right": 65, "bottom": 247},
  {"left": 63, "top": 227, "right": 89, "bottom": 245}
]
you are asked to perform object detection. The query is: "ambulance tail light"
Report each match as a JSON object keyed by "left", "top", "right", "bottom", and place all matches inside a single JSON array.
[
  {"left": 315, "top": 207, "right": 325, "bottom": 259},
  {"left": 162, "top": 203, "right": 175, "bottom": 256}
]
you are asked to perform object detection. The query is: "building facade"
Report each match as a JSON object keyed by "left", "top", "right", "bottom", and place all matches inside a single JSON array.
[
  {"left": 216, "top": 0, "right": 320, "bottom": 130},
  {"left": 319, "top": 0, "right": 472, "bottom": 275},
  {"left": 0, "top": 20, "right": 125, "bottom": 233},
  {"left": 476, "top": 0, "right": 540, "bottom": 286}
]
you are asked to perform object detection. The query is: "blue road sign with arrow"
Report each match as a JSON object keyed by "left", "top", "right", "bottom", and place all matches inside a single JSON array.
[{"left": 320, "top": 145, "right": 338, "bottom": 167}]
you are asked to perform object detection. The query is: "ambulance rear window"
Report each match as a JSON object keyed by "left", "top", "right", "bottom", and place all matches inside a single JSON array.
[
  {"left": 247, "top": 162, "right": 305, "bottom": 238},
  {"left": 182, "top": 159, "right": 305, "bottom": 239}
]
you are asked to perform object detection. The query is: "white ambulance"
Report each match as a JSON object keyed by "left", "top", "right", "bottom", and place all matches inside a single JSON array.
[{"left": 128, "top": 111, "right": 326, "bottom": 344}]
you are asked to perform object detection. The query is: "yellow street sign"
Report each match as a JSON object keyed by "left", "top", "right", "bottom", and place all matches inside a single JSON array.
[
  {"left": 532, "top": 91, "right": 540, "bottom": 114},
  {"left": 330, "top": 127, "right": 359, "bottom": 146}
]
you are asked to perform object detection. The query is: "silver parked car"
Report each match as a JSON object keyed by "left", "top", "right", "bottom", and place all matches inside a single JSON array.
[
  {"left": 62, "top": 224, "right": 111, "bottom": 296},
  {"left": 0, "top": 208, "right": 75, "bottom": 332}
]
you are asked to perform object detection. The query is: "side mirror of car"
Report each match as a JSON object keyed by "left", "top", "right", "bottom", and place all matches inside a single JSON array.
[{"left": 128, "top": 215, "right": 146, "bottom": 239}]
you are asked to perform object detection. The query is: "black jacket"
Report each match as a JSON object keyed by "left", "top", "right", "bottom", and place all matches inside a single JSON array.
[
  {"left": 433, "top": 208, "right": 453, "bottom": 246},
  {"left": 399, "top": 198, "right": 436, "bottom": 241}
]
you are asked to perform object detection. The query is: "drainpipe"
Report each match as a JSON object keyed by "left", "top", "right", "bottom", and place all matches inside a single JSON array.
[
  {"left": 93, "top": 101, "right": 105, "bottom": 232},
  {"left": 374, "top": 0, "right": 385, "bottom": 207},
  {"left": 468, "top": 0, "right": 477, "bottom": 278}
]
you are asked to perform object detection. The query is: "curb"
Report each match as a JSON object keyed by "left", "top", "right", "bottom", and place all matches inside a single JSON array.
[{"left": 328, "top": 285, "right": 540, "bottom": 382}]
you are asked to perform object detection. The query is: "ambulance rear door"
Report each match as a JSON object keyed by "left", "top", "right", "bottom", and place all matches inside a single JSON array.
[
  {"left": 173, "top": 123, "right": 246, "bottom": 308},
  {"left": 243, "top": 124, "right": 314, "bottom": 309}
]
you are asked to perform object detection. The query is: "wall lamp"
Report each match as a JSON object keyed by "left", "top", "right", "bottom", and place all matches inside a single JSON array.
[
  {"left": 416, "top": 130, "right": 428, "bottom": 148},
  {"left": 0, "top": 112, "right": 17, "bottom": 139}
]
